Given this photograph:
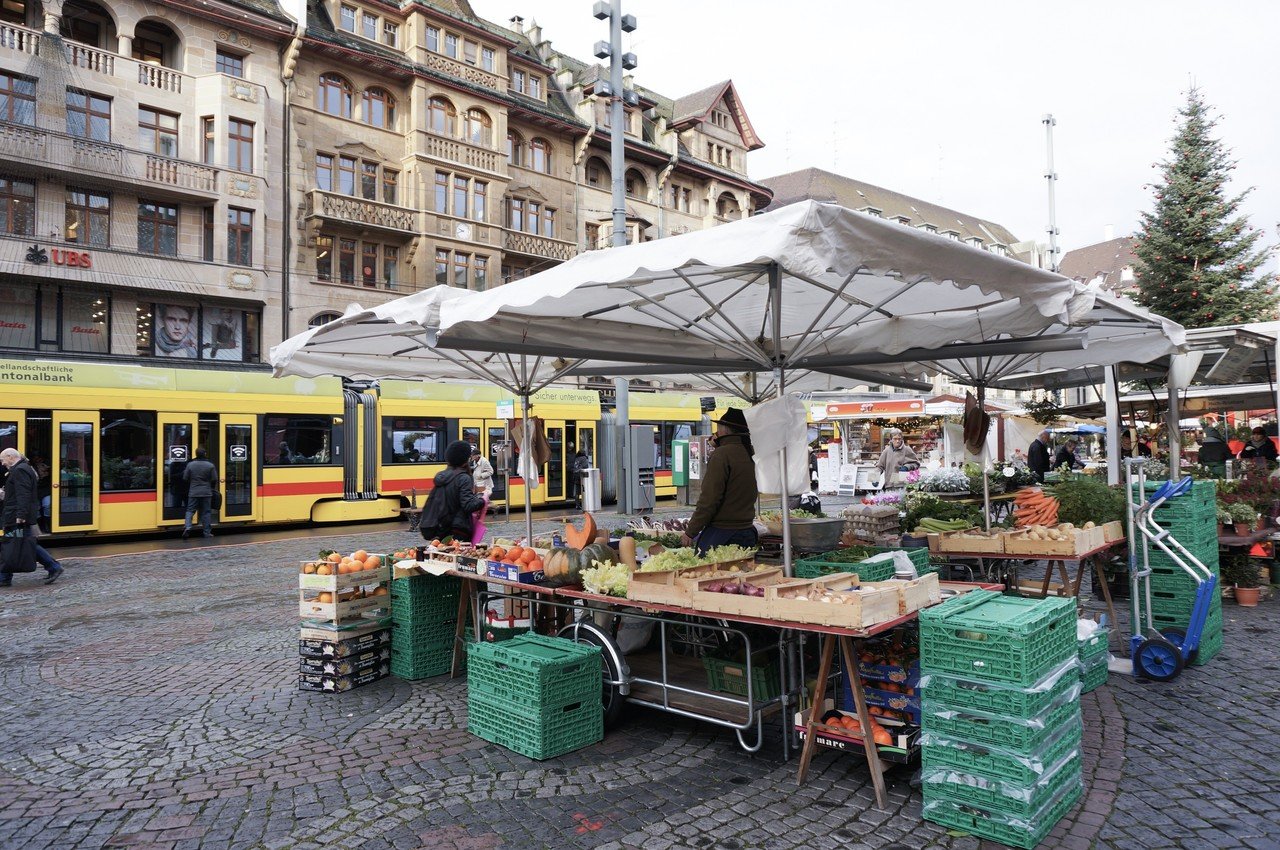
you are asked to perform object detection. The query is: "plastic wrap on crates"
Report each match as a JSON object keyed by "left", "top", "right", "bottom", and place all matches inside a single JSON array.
[
  {"left": 921, "top": 747, "right": 1081, "bottom": 805},
  {"left": 920, "top": 655, "right": 1078, "bottom": 697},
  {"left": 923, "top": 680, "right": 1082, "bottom": 731},
  {"left": 921, "top": 714, "right": 1083, "bottom": 782},
  {"left": 922, "top": 776, "right": 1083, "bottom": 850}
]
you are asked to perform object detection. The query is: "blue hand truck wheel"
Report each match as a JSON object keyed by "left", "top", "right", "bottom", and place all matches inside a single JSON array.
[
  {"left": 1159, "top": 627, "right": 1197, "bottom": 665},
  {"left": 1134, "top": 636, "right": 1184, "bottom": 682}
]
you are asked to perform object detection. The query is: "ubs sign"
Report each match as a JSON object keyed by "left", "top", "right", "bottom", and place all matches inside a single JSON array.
[{"left": 26, "top": 244, "right": 93, "bottom": 268}]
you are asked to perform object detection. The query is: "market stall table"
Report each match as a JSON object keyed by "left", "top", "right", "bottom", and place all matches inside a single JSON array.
[{"left": 928, "top": 491, "right": 1019, "bottom": 523}]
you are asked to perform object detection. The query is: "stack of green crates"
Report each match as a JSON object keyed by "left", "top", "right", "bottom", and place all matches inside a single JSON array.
[
  {"left": 796, "top": 546, "right": 930, "bottom": 581},
  {"left": 466, "top": 634, "right": 603, "bottom": 760},
  {"left": 1131, "top": 480, "right": 1222, "bottom": 666},
  {"left": 1079, "top": 626, "right": 1110, "bottom": 693},
  {"left": 389, "top": 574, "right": 461, "bottom": 680},
  {"left": 918, "top": 590, "right": 1083, "bottom": 850}
]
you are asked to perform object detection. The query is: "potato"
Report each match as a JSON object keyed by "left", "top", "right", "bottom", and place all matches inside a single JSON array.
[{"left": 1083, "top": 521, "right": 1096, "bottom": 529}]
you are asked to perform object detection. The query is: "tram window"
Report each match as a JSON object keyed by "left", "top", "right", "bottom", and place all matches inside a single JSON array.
[
  {"left": 383, "top": 416, "right": 447, "bottom": 464},
  {"left": 264, "top": 415, "right": 332, "bottom": 465},
  {"left": 655, "top": 423, "right": 692, "bottom": 470},
  {"left": 100, "top": 410, "right": 155, "bottom": 490}
]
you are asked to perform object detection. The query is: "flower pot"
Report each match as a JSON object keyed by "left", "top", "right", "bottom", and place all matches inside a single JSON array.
[
  {"left": 1235, "top": 585, "right": 1261, "bottom": 607},
  {"left": 1258, "top": 516, "right": 1270, "bottom": 531},
  {"left": 1233, "top": 523, "right": 1251, "bottom": 536},
  {"left": 1219, "top": 522, "right": 1229, "bottom": 536}
]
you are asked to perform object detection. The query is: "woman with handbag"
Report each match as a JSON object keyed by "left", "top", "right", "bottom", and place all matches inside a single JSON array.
[
  {"left": 1, "top": 448, "right": 62, "bottom": 585},
  {"left": 419, "top": 441, "right": 487, "bottom": 543}
]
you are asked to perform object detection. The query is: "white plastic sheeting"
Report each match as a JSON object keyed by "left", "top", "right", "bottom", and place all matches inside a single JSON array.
[{"left": 744, "top": 395, "right": 810, "bottom": 495}]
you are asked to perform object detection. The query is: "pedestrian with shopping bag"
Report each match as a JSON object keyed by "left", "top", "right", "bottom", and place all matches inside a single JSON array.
[{"left": 1, "top": 448, "right": 63, "bottom": 586}]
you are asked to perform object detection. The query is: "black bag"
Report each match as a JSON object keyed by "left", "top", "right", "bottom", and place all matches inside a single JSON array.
[
  {"left": 211, "top": 489, "right": 223, "bottom": 511},
  {"left": 1, "top": 527, "right": 38, "bottom": 574}
]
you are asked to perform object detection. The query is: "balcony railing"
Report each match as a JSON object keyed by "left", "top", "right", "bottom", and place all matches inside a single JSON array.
[
  {"left": 138, "top": 63, "right": 183, "bottom": 93},
  {"left": 64, "top": 42, "right": 114, "bottom": 75},
  {"left": 0, "top": 22, "right": 38, "bottom": 55},
  {"left": 305, "top": 190, "right": 417, "bottom": 234},
  {"left": 502, "top": 229, "right": 576, "bottom": 263},
  {"left": 0, "top": 122, "right": 219, "bottom": 197},
  {"left": 422, "top": 51, "right": 502, "bottom": 90},
  {"left": 408, "top": 133, "right": 502, "bottom": 173}
]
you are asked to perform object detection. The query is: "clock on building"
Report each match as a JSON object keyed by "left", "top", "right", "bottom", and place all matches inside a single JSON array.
[{"left": 455, "top": 222, "right": 472, "bottom": 240}]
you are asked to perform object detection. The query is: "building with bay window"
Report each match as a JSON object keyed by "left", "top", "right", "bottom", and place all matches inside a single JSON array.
[{"left": 0, "top": 0, "right": 293, "bottom": 364}]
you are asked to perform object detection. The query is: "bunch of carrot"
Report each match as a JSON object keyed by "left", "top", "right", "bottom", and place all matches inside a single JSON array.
[{"left": 1013, "top": 487, "right": 1060, "bottom": 527}]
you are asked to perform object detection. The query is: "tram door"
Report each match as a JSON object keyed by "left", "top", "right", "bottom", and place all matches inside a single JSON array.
[
  {"left": 222, "top": 416, "right": 256, "bottom": 520},
  {"left": 545, "top": 422, "right": 565, "bottom": 501},
  {"left": 158, "top": 414, "right": 197, "bottom": 525},
  {"left": 487, "top": 423, "right": 509, "bottom": 503},
  {"left": 0, "top": 410, "right": 23, "bottom": 518},
  {"left": 51, "top": 410, "right": 97, "bottom": 531}
]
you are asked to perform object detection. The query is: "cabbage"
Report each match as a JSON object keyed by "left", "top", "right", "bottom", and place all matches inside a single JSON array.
[
  {"left": 581, "top": 560, "right": 632, "bottom": 597},
  {"left": 637, "top": 548, "right": 702, "bottom": 572}
]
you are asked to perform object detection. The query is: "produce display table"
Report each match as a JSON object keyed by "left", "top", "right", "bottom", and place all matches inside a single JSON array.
[
  {"left": 926, "top": 491, "right": 1019, "bottom": 522},
  {"left": 432, "top": 566, "right": 997, "bottom": 811},
  {"left": 935, "top": 539, "right": 1123, "bottom": 627}
]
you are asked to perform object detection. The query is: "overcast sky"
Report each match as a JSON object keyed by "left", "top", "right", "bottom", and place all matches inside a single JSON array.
[{"left": 470, "top": 0, "right": 1279, "bottom": 264}]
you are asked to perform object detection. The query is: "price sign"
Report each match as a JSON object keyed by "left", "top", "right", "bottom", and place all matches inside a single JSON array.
[{"left": 496, "top": 400, "right": 515, "bottom": 419}]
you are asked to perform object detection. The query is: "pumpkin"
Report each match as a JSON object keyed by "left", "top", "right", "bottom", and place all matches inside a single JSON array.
[
  {"left": 542, "top": 542, "right": 615, "bottom": 587},
  {"left": 563, "top": 512, "right": 598, "bottom": 549}
]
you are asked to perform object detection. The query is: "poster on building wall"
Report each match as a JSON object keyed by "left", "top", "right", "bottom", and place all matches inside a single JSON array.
[
  {"left": 153, "top": 303, "right": 198, "bottom": 358},
  {"left": 202, "top": 307, "right": 243, "bottom": 361},
  {"left": 60, "top": 291, "right": 109, "bottom": 355},
  {"left": 0, "top": 283, "right": 36, "bottom": 349}
]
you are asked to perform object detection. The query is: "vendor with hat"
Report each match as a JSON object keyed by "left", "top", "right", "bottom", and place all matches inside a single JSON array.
[
  {"left": 680, "top": 408, "right": 758, "bottom": 555},
  {"left": 875, "top": 428, "right": 918, "bottom": 487}
]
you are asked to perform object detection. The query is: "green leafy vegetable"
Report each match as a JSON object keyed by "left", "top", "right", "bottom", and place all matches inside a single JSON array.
[{"left": 581, "top": 560, "right": 632, "bottom": 596}]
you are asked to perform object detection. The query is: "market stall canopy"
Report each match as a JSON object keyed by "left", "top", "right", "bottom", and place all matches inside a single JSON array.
[
  {"left": 432, "top": 201, "right": 1098, "bottom": 379},
  {"left": 1064, "top": 382, "right": 1280, "bottom": 421},
  {"left": 852, "top": 292, "right": 1185, "bottom": 392}
]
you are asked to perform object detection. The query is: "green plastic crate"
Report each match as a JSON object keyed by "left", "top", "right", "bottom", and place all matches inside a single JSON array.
[
  {"left": 469, "top": 646, "right": 598, "bottom": 714},
  {"left": 702, "top": 650, "right": 782, "bottom": 701},
  {"left": 391, "top": 616, "right": 459, "bottom": 651},
  {"left": 920, "top": 591, "right": 1077, "bottom": 687},
  {"left": 921, "top": 749, "right": 1081, "bottom": 820},
  {"left": 466, "top": 634, "right": 601, "bottom": 697},
  {"left": 1081, "top": 654, "right": 1108, "bottom": 693},
  {"left": 923, "top": 769, "right": 1082, "bottom": 850},
  {"left": 390, "top": 575, "right": 460, "bottom": 622},
  {"left": 1079, "top": 628, "right": 1110, "bottom": 663},
  {"left": 796, "top": 546, "right": 928, "bottom": 581},
  {"left": 1192, "top": 627, "right": 1223, "bottom": 666},
  {"left": 391, "top": 649, "right": 451, "bottom": 680},
  {"left": 466, "top": 690, "right": 603, "bottom": 760},
  {"left": 922, "top": 717, "right": 1082, "bottom": 786},
  {"left": 920, "top": 656, "right": 1078, "bottom": 719},
  {"left": 922, "top": 695, "right": 1081, "bottom": 752}
]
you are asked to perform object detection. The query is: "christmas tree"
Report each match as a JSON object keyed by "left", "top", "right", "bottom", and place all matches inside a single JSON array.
[{"left": 1133, "top": 88, "right": 1276, "bottom": 328}]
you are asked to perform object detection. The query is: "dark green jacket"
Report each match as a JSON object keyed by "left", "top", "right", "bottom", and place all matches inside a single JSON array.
[{"left": 688, "top": 435, "right": 757, "bottom": 536}]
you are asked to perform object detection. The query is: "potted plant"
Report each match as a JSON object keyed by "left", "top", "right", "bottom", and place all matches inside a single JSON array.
[
  {"left": 1216, "top": 506, "right": 1232, "bottom": 536},
  {"left": 1221, "top": 550, "right": 1262, "bottom": 606},
  {"left": 1228, "top": 502, "right": 1257, "bottom": 536}
]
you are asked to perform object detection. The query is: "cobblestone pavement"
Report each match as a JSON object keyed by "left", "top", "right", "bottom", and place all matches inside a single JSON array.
[{"left": 1, "top": 508, "right": 1277, "bottom": 850}]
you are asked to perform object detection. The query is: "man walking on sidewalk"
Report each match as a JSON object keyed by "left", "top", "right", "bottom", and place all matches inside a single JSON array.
[{"left": 0, "top": 448, "right": 62, "bottom": 586}]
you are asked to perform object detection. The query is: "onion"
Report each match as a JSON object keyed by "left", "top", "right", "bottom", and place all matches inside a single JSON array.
[{"left": 722, "top": 583, "right": 741, "bottom": 594}]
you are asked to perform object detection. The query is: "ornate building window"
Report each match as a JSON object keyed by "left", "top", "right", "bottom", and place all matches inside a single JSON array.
[{"left": 318, "top": 73, "right": 353, "bottom": 118}]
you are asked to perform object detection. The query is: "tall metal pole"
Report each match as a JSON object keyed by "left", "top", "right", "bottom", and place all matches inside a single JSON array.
[
  {"left": 615, "top": 376, "right": 630, "bottom": 514},
  {"left": 519, "top": 355, "right": 534, "bottom": 544},
  {"left": 608, "top": 5, "right": 627, "bottom": 248},
  {"left": 1104, "top": 365, "right": 1122, "bottom": 486},
  {"left": 769, "top": 263, "right": 793, "bottom": 578},
  {"left": 1042, "top": 114, "right": 1060, "bottom": 273}
]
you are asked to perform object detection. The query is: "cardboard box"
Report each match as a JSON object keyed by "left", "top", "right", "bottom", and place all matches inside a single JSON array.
[
  {"left": 298, "top": 647, "right": 390, "bottom": 675},
  {"left": 937, "top": 529, "right": 1004, "bottom": 554},
  {"left": 793, "top": 699, "right": 917, "bottom": 759},
  {"left": 297, "top": 664, "right": 389, "bottom": 693},
  {"left": 299, "top": 624, "right": 391, "bottom": 658},
  {"left": 484, "top": 560, "right": 546, "bottom": 584}
]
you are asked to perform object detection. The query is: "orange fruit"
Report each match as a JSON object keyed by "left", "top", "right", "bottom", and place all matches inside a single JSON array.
[
  {"left": 327, "top": 552, "right": 342, "bottom": 564},
  {"left": 365, "top": 555, "right": 381, "bottom": 569},
  {"left": 302, "top": 563, "right": 317, "bottom": 575},
  {"left": 518, "top": 550, "right": 536, "bottom": 564},
  {"left": 317, "top": 592, "right": 333, "bottom": 603},
  {"left": 352, "top": 550, "right": 368, "bottom": 562},
  {"left": 316, "top": 565, "right": 332, "bottom": 576},
  {"left": 528, "top": 558, "right": 543, "bottom": 571}
]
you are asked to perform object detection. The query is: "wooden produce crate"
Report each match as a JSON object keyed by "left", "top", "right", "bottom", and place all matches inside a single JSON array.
[
  {"left": 626, "top": 562, "right": 770, "bottom": 606},
  {"left": 1002, "top": 527, "right": 1092, "bottom": 557},
  {"left": 766, "top": 573, "right": 900, "bottom": 628},
  {"left": 299, "top": 591, "right": 390, "bottom": 624},
  {"left": 869, "top": 573, "right": 942, "bottom": 616},
  {"left": 299, "top": 565, "right": 390, "bottom": 592},
  {"left": 689, "top": 568, "right": 785, "bottom": 616},
  {"left": 936, "top": 529, "right": 1004, "bottom": 554}
]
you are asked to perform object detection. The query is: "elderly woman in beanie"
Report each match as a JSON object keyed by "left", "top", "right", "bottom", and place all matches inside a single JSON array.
[
  {"left": 680, "top": 407, "right": 758, "bottom": 555},
  {"left": 419, "top": 440, "right": 487, "bottom": 541},
  {"left": 875, "top": 428, "right": 918, "bottom": 487}
]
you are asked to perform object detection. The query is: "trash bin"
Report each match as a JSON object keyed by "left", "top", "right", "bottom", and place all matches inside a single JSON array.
[{"left": 582, "top": 468, "right": 602, "bottom": 512}]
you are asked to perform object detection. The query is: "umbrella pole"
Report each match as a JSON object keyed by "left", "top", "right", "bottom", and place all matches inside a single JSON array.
[
  {"left": 768, "top": 263, "right": 794, "bottom": 578},
  {"left": 979, "top": 384, "right": 991, "bottom": 533},
  {"left": 519, "top": 356, "right": 534, "bottom": 545}
]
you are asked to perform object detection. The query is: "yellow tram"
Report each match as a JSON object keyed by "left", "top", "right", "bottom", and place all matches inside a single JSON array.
[{"left": 0, "top": 358, "right": 712, "bottom": 537}]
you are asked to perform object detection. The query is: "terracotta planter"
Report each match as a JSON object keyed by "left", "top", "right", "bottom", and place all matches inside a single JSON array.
[
  {"left": 1233, "top": 523, "right": 1252, "bottom": 536},
  {"left": 1235, "top": 585, "right": 1261, "bottom": 607}
]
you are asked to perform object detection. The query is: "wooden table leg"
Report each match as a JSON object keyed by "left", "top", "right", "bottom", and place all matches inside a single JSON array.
[
  {"left": 796, "top": 633, "right": 835, "bottom": 785},
  {"left": 1057, "top": 560, "right": 1074, "bottom": 597},
  {"left": 1038, "top": 560, "right": 1055, "bottom": 597},
  {"left": 839, "top": 636, "right": 889, "bottom": 810},
  {"left": 450, "top": 578, "right": 476, "bottom": 679},
  {"left": 1091, "top": 555, "right": 1119, "bottom": 628}
]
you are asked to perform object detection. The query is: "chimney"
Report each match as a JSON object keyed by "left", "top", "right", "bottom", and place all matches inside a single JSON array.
[
  {"left": 509, "top": 15, "right": 524, "bottom": 33},
  {"left": 1104, "top": 224, "right": 1114, "bottom": 241}
]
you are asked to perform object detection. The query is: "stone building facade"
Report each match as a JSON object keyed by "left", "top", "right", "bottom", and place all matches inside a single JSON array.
[{"left": 0, "top": 0, "right": 293, "bottom": 364}]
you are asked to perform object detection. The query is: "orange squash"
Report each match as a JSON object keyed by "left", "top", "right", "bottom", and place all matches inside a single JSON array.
[{"left": 563, "top": 512, "right": 598, "bottom": 550}]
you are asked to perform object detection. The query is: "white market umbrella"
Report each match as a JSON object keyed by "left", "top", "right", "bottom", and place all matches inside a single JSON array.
[{"left": 433, "top": 201, "right": 1098, "bottom": 572}]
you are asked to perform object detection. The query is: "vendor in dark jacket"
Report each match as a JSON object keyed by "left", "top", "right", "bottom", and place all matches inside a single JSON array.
[
  {"left": 420, "top": 440, "right": 486, "bottom": 542},
  {"left": 1053, "top": 438, "right": 1084, "bottom": 471},
  {"left": 680, "top": 408, "right": 758, "bottom": 556},
  {"left": 1028, "top": 430, "right": 1052, "bottom": 483}
]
